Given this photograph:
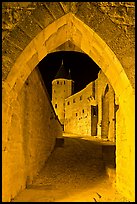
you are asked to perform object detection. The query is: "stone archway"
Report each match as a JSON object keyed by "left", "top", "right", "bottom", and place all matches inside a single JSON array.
[{"left": 2, "top": 12, "right": 135, "bottom": 201}]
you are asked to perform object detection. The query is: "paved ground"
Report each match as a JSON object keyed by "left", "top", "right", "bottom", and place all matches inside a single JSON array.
[{"left": 12, "top": 133, "right": 129, "bottom": 202}]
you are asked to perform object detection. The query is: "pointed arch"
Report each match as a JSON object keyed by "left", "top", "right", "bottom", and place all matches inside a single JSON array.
[
  {"left": 3, "top": 13, "right": 134, "bottom": 138},
  {"left": 3, "top": 13, "right": 133, "bottom": 99}
]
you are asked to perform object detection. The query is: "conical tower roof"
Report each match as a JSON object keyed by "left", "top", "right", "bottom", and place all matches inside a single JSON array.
[{"left": 54, "top": 60, "right": 71, "bottom": 80}]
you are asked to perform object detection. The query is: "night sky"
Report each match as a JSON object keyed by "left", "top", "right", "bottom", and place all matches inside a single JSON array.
[{"left": 38, "top": 51, "right": 101, "bottom": 99}]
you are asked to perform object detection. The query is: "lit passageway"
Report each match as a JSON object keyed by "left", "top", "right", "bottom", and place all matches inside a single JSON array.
[{"left": 12, "top": 133, "right": 128, "bottom": 202}]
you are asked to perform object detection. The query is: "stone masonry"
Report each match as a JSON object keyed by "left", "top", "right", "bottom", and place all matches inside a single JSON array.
[{"left": 2, "top": 2, "right": 135, "bottom": 202}]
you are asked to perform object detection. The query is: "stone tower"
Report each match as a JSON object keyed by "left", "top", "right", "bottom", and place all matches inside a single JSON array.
[{"left": 52, "top": 60, "right": 74, "bottom": 127}]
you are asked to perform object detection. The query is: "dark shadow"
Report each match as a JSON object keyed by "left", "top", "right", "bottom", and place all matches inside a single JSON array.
[
  {"left": 102, "top": 144, "right": 116, "bottom": 168},
  {"left": 55, "top": 136, "right": 116, "bottom": 168}
]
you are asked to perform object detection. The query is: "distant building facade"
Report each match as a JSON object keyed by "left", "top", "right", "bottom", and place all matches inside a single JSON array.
[{"left": 52, "top": 62, "right": 116, "bottom": 142}]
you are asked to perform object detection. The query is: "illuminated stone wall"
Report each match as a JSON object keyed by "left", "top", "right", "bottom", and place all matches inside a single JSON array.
[
  {"left": 64, "top": 73, "right": 115, "bottom": 141},
  {"left": 64, "top": 82, "right": 97, "bottom": 136},
  {"left": 96, "top": 70, "right": 116, "bottom": 142},
  {"left": 115, "top": 103, "right": 134, "bottom": 198},
  {"left": 2, "top": 68, "right": 62, "bottom": 202}
]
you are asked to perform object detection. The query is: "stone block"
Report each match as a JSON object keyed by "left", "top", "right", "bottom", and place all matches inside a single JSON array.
[
  {"left": 44, "top": 2, "right": 65, "bottom": 19},
  {"left": 52, "top": 40, "right": 82, "bottom": 53},
  {"left": 18, "top": 15, "right": 42, "bottom": 39},
  {"left": 95, "top": 17, "right": 122, "bottom": 44},
  {"left": 2, "top": 38, "right": 22, "bottom": 65},
  {"left": 45, "top": 24, "right": 68, "bottom": 52},
  {"left": 60, "top": 2, "right": 70, "bottom": 13},
  {"left": 7, "top": 63, "right": 31, "bottom": 95},
  {"left": 26, "top": 52, "right": 39, "bottom": 72},
  {"left": 32, "top": 4, "right": 54, "bottom": 28},
  {"left": 33, "top": 30, "right": 48, "bottom": 62},
  {"left": 108, "top": 31, "right": 133, "bottom": 57},
  {"left": 5, "top": 26, "right": 31, "bottom": 50},
  {"left": 71, "top": 27, "right": 82, "bottom": 49},
  {"left": 116, "top": 47, "right": 135, "bottom": 89},
  {"left": 2, "top": 63, "right": 12, "bottom": 81},
  {"left": 75, "top": 3, "right": 105, "bottom": 29},
  {"left": 113, "top": 70, "right": 131, "bottom": 98},
  {"left": 103, "top": 69, "right": 120, "bottom": 92}
]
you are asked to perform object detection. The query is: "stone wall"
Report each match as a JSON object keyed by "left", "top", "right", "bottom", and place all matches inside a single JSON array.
[
  {"left": 64, "top": 82, "right": 97, "bottom": 136},
  {"left": 2, "top": 68, "right": 62, "bottom": 202},
  {"left": 96, "top": 70, "right": 115, "bottom": 142},
  {"left": 115, "top": 102, "right": 134, "bottom": 199}
]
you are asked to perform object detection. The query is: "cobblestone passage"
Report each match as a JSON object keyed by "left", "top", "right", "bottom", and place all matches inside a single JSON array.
[{"left": 13, "top": 134, "right": 129, "bottom": 202}]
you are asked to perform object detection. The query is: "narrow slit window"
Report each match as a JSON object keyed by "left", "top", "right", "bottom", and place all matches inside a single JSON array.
[{"left": 80, "top": 95, "right": 82, "bottom": 100}]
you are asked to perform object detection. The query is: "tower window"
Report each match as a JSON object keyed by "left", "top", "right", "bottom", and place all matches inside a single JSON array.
[
  {"left": 67, "top": 101, "right": 70, "bottom": 105},
  {"left": 64, "top": 81, "right": 65, "bottom": 84},
  {"left": 93, "top": 107, "right": 96, "bottom": 116},
  {"left": 76, "top": 113, "right": 78, "bottom": 116},
  {"left": 55, "top": 104, "right": 57, "bottom": 108},
  {"left": 73, "top": 99, "right": 75, "bottom": 103},
  {"left": 57, "top": 81, "right": 59, "bottom": 84},
  {"left": 82, "top": 109, "right": 84, "bottom": 113},
  {"left": 80, "top": 95, "right": 82, "bottom": 100},
  {"left": 92, "top": 106, "right": 98, "bottom": 116}
]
